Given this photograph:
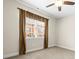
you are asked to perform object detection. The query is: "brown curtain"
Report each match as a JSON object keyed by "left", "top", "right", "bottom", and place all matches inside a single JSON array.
[
  {"left": 19, "top": 9, "right": 26, "bottom": 55},
  {"left": 44, "top": 19, "right": 48, "bottom": 48},
  {"left": 19, "top": 8, "right": 48, "bottom": 55}
]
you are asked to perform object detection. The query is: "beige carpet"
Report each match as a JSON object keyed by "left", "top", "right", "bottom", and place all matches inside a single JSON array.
[{"left": 6, "top": 47, "right": 75, "bottom": 59}]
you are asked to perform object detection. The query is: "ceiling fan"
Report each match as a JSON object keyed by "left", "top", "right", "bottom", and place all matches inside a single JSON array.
[{"left": 46, "top": 0, "right": 75, "bottom": 11}]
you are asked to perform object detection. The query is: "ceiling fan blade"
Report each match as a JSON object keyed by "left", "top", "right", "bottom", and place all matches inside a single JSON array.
[
  {"left": 58, "top": 6, "right": 61, "bottom": 11},
  {"left": 46, "top": 3, "right": 55, "bottom": 7},
  {"left": 64, "top": 1, "right": 75, "bottom": 5}
]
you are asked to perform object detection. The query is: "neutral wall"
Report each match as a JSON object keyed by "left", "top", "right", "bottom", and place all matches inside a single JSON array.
[
  {"left": 3, "top": 0, "right": 56, "bottom": 58},
  {"left": 56, "top": 15, "right": 75, "bottom": 51}
]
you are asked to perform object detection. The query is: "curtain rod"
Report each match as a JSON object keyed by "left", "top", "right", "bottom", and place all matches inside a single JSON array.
[{"left": 17, "top": 7, "right": 49, "bottom": 20}]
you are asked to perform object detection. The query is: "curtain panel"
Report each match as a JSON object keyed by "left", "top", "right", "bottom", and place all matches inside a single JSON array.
[
  {"left": 19, "top": 8, "right": 48, "bottom": 55},
  {"left": 44, "top": 19, "right": 48, "bottom": 48},
  {"left": 19, "top": 9, "right": 26, "bottom": 55}
]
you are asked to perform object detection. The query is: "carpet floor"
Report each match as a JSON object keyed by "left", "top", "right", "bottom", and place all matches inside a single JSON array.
[{"left": 6, "top": 46, "right": 75, "bottom": 59}]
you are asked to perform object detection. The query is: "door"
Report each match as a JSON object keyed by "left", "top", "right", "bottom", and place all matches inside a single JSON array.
[{"left": 25, "top": 17, "right": 45, "bottom": 52}]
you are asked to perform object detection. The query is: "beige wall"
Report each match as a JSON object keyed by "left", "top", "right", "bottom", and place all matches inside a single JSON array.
[
  {"left": 56, "top": 15, "right": 75, "bottom": 51},
  {"left": 3, "top": 0, "right": 19, "bottom": 58},
  {"left": 3, "top": 0, "right": 56, "bottom": 58}
]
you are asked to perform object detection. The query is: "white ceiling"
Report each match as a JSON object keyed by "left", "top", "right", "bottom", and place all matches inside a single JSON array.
[{"left": 18, "top": 0, "right": 75, "bottom": 19}]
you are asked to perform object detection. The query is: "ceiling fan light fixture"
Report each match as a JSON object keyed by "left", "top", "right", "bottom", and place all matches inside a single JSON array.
[{"left": 55, "top": 0, "right": 63, "bottom": 6}]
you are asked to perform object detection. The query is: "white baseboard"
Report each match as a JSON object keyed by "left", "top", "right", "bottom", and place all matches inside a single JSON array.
[
  {"left": 48, "top": 44, "right": 56, "bottom": 48},
  {"left": 4, "top": 52, "right": 19, "bottom": 58},
  {"left": 56, "top": 44, "right": 75, "bottom": 51},
  {"left": 27, "top": 44, "right": 56, "bottom": 53},
  {"left": 26, "top": 47, "right": 43, "bottom": 53}
]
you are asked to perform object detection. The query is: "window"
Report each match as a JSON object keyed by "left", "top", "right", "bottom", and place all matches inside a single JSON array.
[{"left": 25, "top": 18, "right": 45, "bottom": 39}]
